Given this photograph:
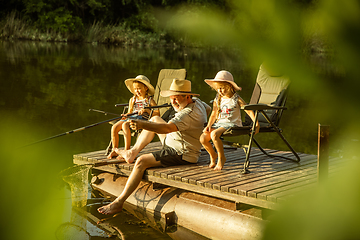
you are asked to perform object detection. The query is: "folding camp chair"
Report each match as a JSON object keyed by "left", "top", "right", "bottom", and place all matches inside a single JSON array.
[
  {"left": 221, "top": 64, "right": 300, "bottom": 174},
  {"left": 105, "top": 69, "right": 186, "bottom": 155}
]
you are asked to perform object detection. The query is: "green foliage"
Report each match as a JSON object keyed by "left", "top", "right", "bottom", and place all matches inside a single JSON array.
[
  {"left": 36, "top": 8, "right": 83, "bottom": 34},
  {"left": 0, "top": 0, "right": 231, "bottom": 45}
]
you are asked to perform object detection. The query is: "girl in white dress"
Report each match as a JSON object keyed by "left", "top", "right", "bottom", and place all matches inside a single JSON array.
[{"left": 200, "top": 71, "right": 259, "bottom": 170}]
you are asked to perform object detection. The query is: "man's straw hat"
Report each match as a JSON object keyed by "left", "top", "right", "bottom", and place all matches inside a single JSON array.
[
  {"left": 204, "top": 70, "right": 242, "bottom": 91},
  {"left": 125, "top": 75, "right": 155, "bottom": 96},
  {"left": 160, "top": 79, "right": 200, "bottom": 97}
]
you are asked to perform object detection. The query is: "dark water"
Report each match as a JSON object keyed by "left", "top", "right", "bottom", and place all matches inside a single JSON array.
[{"left": 0, "top": 40, "right": 344, "bottom": 240}]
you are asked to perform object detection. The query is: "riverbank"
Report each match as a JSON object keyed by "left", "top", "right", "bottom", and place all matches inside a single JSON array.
[{"left": 0, "top": 11, "right": 179, "bottom": 47}]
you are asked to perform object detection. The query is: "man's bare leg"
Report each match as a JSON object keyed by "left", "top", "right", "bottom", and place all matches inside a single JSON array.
[
  {"left": 116, "top": 116, "right": 166, "bottom": 163},
  {"left": 97, "top": 153, "right": 161, "bottom": 215}
]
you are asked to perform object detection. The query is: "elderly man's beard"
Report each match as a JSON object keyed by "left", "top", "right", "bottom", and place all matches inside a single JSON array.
[{"left": 172, "top": 97, "right": 188, "bottom": 112}]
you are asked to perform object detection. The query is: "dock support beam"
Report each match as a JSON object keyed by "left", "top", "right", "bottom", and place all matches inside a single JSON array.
[{"left": 317, "top": 124, "right": 329, "bottom": 183}]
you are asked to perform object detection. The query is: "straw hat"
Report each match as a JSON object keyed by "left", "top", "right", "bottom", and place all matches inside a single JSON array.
[
  {"left": 204, "top": 70, "right": 242, "bottom": 91},
  {"left": 124, "top": 75, "right": 155, "bottom": 96},
  {"left": 160, "top": 79, "right": 200, "bottom": 97}
]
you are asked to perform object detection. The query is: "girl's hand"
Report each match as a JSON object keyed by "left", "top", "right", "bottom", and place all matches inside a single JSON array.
[
  {"left": 203, "top": 125, "right": 211, "bottom": 133},
  {"left": 138, "top": 109, "right": 149, "bottom": 116}
]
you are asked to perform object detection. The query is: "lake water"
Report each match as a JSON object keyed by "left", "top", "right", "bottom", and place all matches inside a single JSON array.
[{"left": 0, "top": 40, "right": 342, "bottom": 240}]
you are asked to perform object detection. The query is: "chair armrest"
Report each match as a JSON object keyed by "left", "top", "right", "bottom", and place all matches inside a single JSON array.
[{"left": 241, "top": 103, "right": 287, "bottom": 111}]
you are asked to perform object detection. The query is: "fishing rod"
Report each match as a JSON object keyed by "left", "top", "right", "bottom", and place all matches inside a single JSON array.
[
  {"left": 20, "top": 114, "right": 132, "bottom": 148},
  {"left": 91, "top": 103, "right": 171, "bottom": 117},
  {"left": 114, "top": 103, "right": 129, "bottom": 107},
  {"left": 21, "top": 104, "right": 171, "bottom": 148},
  {"left": 114, "top": 102, "right": 171, "bottom": 109},
  {"left": 144, "top": 103, "right": 171, "bottom": 109},
  {"left": 89, "top": 109, "right": 121, "bottom": 116}
]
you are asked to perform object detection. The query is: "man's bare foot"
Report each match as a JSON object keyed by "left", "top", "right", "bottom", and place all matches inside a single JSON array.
[
  {"left": 114, "top": 148, "right": 136, "bottom": 164},
  {"left": 107, "top": 150, "right": 118, "bottom": 159},
  {"left": 97, "top": 201, "right": 123, "bottom": 215}
]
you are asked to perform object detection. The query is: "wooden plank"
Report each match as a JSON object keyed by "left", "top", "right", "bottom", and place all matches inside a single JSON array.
[
  {"left": 254, "top": 157, "right": 343, "bottom": 201},
  {"left": 264, "top": 157, "right": 343, "bottom": 202},
  {"left": 147, "top": 148, "right": 240, "bottom": 178},
  {"left": 74, "top": 141, "right": 344, "bottom": 210},
  {"left": 192, "top": 153, "right": 271, "bottom": 187},
  {"left": 261, "top": 177, "right": 318, "bottom": 202},
  {"left": 233, "top": 156, "right": 342, "bottom": 201},
  {"left": 233, "top": 161, "right": 318, "bottom": 197},
  {"left": 167, "top": 149, "right": 269, "bottom": 183},
  {"left": 178, "top": 153, "right": 246, "bottom": 184},
  {"left": 141, "top": 172, "right": 279, "bottom": 210},
  {"left": 209, "top": 153, "right": 311, "bottom": 192}
]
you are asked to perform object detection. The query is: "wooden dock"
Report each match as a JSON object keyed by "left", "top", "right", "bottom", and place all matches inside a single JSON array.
[{"left": 73, "top": 141, "right": 340, "bottom": 210}]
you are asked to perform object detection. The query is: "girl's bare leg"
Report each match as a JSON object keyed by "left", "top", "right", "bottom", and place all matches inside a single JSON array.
[
  {"left": 122, "top": 121, "right": 131, "bottom": 150},
  {"left": 116, "top": 116, "right": 166, "bottom": 164},
  {"left": 107, "top": 121, "right": 123, "bottom": 159},
  {"left": 211, "top": 128, "right": 227, "bottom": 170},
  {"left": 200, "top": 131, "right": 218, "bottom": 168}
]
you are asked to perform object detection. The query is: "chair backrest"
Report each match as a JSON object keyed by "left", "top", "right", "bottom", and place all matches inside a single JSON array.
[
  {"left": 245, "top": 64, "right": 290, "bottom": 127},
  {"left": 153, "top": 69, "right": 187, "bottom": 116}
]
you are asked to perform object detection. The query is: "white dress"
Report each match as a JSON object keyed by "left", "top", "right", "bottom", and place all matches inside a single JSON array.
[{"left": 214, "top": 94, "right": 242, "bottom": 127}]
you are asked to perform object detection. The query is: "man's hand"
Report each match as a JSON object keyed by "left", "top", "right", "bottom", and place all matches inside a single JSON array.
[{"left": 129, "top": 119, "right": 141, "bottom": 130}]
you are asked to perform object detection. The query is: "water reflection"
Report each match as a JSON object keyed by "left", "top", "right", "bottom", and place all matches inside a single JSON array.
[{"left": 57, "top": 186, "right": 177, "bottom": 240}]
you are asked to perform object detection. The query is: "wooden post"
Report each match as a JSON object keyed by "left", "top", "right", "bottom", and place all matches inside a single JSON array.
[{"left": 318, "top": 124, "right": 329, "bottom": 183}]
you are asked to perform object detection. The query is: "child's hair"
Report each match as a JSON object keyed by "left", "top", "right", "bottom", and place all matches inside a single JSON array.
[
  {"left": 214, "top": 82, "right": 237, "bottom": 120},
  {"left": 128, "top": 80, "right": 150, "bottom": 113}
]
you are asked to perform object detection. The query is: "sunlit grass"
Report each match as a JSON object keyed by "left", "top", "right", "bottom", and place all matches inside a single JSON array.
[{"left": 1, "top": 11, "right": 170, "bottom": 47}]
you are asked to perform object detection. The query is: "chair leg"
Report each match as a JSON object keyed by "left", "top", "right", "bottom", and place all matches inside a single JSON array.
[
  {"left": 260, "top": 110, "right": 301, "bottom": 162},
  {"left": 104, "top": 140, "right": 112, "bottom": 156},
  {"left": 252, "top": 138, "right": 271, "bottom": 156},
  {"left": 241, "top": 111, "right": 259, "bottom": 174},
  {"left": 272, "top": 129, "right": 301, "bottom": 162}
]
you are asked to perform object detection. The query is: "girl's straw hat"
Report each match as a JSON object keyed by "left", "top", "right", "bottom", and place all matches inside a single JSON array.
[
  {"left": 125, "top": 75, "right": 155, "bottom": 96},
  {"left": 204, "top": 70, "right": 242, "bottom": 91},
  {"left": 160, "top": 79, "right": 200, "bottom": 97}
]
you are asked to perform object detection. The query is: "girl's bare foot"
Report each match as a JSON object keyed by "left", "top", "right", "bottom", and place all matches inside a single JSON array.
[
  {"left": 97, "top": 200, "right": 123, "bottom": 215},
  {"left": 214, "top": 158, "right": 226, "bottom": 171},
  {"left": 107, "top": 150, "right": 118, "bottom": 159},
  {"left": 209, "top": 153, "right": 218, "bottom": 168}
]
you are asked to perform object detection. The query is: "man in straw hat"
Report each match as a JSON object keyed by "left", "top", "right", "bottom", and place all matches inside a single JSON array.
[{"left": 98, "top": 78, "right": 210, "bottom": 215}]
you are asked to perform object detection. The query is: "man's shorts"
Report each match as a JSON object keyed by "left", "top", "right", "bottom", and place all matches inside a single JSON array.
[{"left": 152, "top": 145, "right": 192, "bottom": 167}]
